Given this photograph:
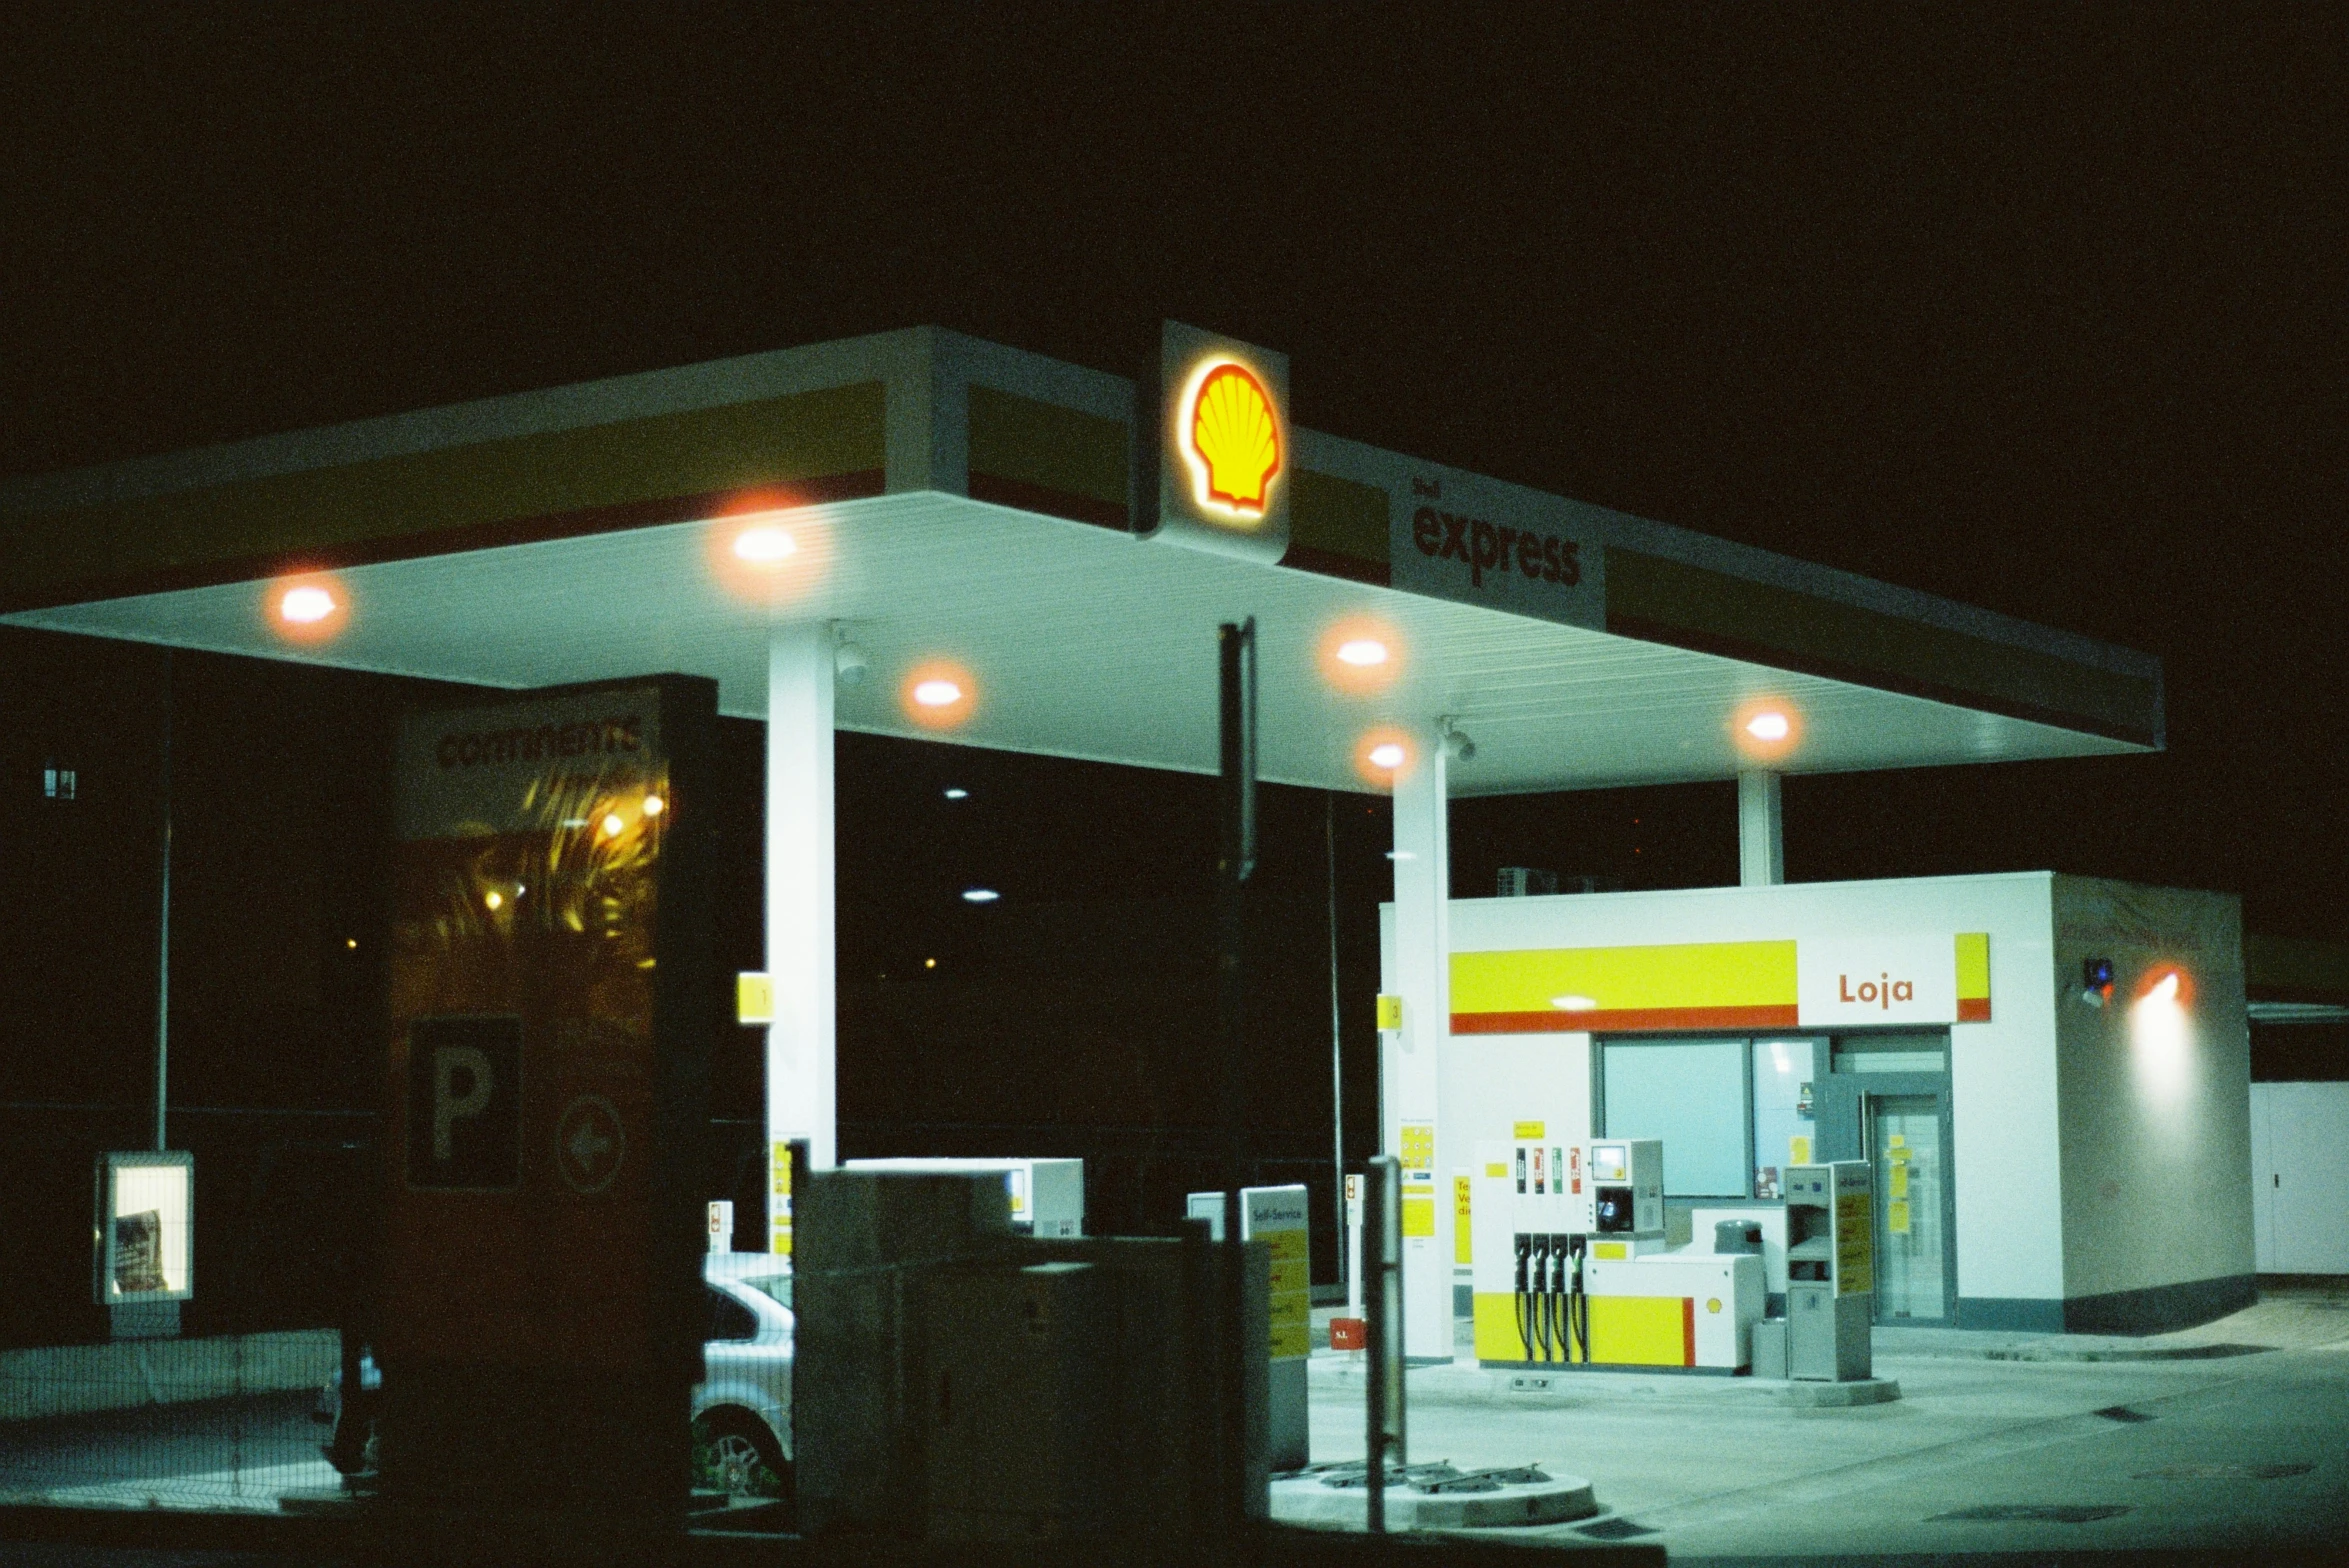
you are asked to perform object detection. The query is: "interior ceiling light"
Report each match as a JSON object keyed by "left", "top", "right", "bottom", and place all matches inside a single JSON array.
[
  {"left": 1320, "top": 616, "right": 1404, "bottom": 694},
  {"left": 732, "top": 527, "right": 796, "bottom": 563},
  {"left": 902, "top": 661, "right": 978, "bottom": 729},
  {"left": 961, "top": 888, "right": 1000, "bottom": 904},
  {"left": 943, "top": 788, "right": 969, "bottom": 800},
  {"left": 280, "top": 586, "right": 336, "bottom": 623},
  {"left": 641, "top": 795, "right": 665, "bottom": 817},
  {"left": 601, "top": 812, "right": 626, "bottom": 837}
]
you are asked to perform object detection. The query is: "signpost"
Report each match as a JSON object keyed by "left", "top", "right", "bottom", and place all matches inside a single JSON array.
[{"left": 376, "top": 676, "right": 716, "bottom": 1516}]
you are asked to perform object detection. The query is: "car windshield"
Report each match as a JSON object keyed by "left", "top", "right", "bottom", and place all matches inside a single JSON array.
[{"left": 739, "top": 1274, "right": 791, "bottom": 1310}]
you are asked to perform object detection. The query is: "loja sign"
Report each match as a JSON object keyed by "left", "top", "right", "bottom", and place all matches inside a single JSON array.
[{"left": 1797, "top": 937, "right": 1957, "bottom": 1027}]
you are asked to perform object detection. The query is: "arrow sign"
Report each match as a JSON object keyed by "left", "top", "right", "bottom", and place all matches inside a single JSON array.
[{"left": 554, "top": 1095, "right": 626, "bottom": 1195}]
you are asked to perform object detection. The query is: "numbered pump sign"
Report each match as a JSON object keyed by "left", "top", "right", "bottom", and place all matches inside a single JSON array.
[{"left": 379, "top": 676, "right": 717, "bottom": 1510}]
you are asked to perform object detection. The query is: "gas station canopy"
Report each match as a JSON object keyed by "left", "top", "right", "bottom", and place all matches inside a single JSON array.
[{"left": 0, "top": 327, "right": 2159, "bottom": 791}]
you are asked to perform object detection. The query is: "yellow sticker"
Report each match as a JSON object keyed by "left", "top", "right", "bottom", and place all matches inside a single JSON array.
[
  {"left": 1400, "top": 1194, "right": 1435, "bottom": 1237},
  {"left": 1887, "top": 1133, "right": 1906, "bottom": 1148},
  {"left": 1594, "top": 1241, "right": 1628, "bottom": 1260},
  {"left": 1485, "top": 1162, "right": 1508, "bottom": 1178},
  {"left": 1835, "top": 1192, "right": 1874, "bottom": 1294},
  {"left": 1512, "top": 1120, "right": 1546, "bottom": 1140},
  {"left": 1888, "top": 1199, "right": 1911, "bottom": 1235},
  {"left": 1889, "top": 1165, "right": 1909, "bottom": 1199},
  {"left": 1790, "top": 1135, "right": 1813, "bottom": 1167},
  {"left": 1454, "top": 1175, "right": 1474, "bottom": 1264},
  {"left": 736, "top": 972, "right": 775, "bottom": 1025},
  {"left": 1399, "top": 1122, "right": 1435, "bottom": 1172},
  {"left": 1706, "top": 1297, "right": 1722, "bottom": 1314},
  {"left": 1376, "top": 994, "right": 1404, "bottom": 1030}
]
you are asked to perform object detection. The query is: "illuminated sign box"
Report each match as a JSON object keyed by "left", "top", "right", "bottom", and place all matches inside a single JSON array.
[
  {"left": 1149, "top": 320, "right": 1291, "bottom": 562},
  {"left": 94, "top": 1150, "right": 193, "bottom": 1304}
]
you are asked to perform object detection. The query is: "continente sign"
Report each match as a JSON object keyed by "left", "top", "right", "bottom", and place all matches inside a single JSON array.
[{"left": 1148, "top": 320, "right": 1292, "bottom": 563}]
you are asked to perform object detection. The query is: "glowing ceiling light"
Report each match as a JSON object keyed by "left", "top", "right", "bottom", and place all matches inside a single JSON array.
[
  {"left": 602, "top": 812, "right": 626, "bottom": 837},
  {"left": 483, "top": 890, "right": 504, "bottom": 911},
  {"left": 733, "top": 527, "right": 797, "bottom": 563},
  {"left": 280, "top": 586, "right": 336, "bottom": 624},
  {"left": 962, "top": 888, "right": 1000, "bottom": 904},
  {"left": 1550, "top": 995, "right": 1598, "bottom": 1012},
  {"left": 2146, "top": 971, "right": 2180, "bottom": 1005},
  {"left": 943, "top": 788, "right": 969, "bottom": 800},
  {"left": 1336, "top": 639, "right": 1388, "bottom": 667},
  {"left": 641, "top": 795, "right": 665, "bottom": 817},
  {"left": 913, "top": 679, "right": 963, "bottom": 708},
  {"left": 1745, "top": 711, "right": 1791, "bottom": 742},
  {"left": 1368, "top": 743, "right": 1406, "bottom": 770}
]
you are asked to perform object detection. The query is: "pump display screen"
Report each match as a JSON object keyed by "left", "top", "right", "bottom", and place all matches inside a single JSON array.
[
  {"left": 1591, "top": 1144, "right": 1629, "bottom": 1183},
  {"left": 1594, "top": 1185, "right": 1635, "bottom": 1233}
]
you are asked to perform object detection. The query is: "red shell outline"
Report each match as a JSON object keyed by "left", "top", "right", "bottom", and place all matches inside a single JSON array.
[{"left": 1186, "top": 361, "right": 1282, "bottom": 515}]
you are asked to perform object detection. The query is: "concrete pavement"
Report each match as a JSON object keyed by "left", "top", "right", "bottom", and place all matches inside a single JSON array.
[{"left": 1305, "top": 1282, "right": 2349, "bottom": 1559}]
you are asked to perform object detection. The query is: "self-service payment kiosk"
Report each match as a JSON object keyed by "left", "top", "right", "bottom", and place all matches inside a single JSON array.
[{"left": 1471, "top": 1139, "right": 1763, "bottom": 1372}]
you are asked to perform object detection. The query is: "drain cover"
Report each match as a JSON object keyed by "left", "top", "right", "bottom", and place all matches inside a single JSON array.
[
  {"left": 2133, "top": 1462, "right": 2313, "bottom": 1480},
  {"left": 2093, "top": 1405, "right": 2154, "bottom": 1422},
  {"left": 1577, "top": 1517, "right": 1659, "bottom": 1539},
  {"left": 1932, "top": 1504, "right": 2130, "bottom": 1523}
]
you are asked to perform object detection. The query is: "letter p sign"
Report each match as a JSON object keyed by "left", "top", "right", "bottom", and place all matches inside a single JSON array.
[{"left": 407, "top": 1017, "right": 522, "bottom": 1189}]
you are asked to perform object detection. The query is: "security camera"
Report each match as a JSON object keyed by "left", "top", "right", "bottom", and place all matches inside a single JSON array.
[
  {"left": 1439, "top": 718, "right": 1476, "bottom": 762},
  {"left": 833, "top": 641, "right": 870, "bottom": 686}
]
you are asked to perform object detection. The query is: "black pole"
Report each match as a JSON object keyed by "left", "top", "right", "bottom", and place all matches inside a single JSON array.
[{"left": 1215, "top": 618, "right": 1257, "bottom": 1554}]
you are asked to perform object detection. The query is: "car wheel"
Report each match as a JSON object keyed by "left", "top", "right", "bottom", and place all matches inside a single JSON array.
[{"left": 693, "top": 1410, "right": 791, "bottom": 1504}]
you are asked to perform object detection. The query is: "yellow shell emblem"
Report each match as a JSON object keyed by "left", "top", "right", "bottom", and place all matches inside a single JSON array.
[{"left": 1186, "top": 361, "right": 1282, "bottom": 515}]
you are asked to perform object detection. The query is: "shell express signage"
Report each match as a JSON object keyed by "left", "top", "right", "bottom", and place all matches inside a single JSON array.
[{"left": 1151, "top": 320, "right": 1291, "bottom": 562}]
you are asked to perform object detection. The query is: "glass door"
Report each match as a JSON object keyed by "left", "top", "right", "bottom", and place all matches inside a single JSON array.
[{"left": 1862, "top": 1092, "right": 1950, "bottom": 1323}]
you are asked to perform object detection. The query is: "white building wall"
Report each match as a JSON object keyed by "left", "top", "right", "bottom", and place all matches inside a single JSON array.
[
  {"left": 2049, "top": 877, "right": 2252, "bottom": 1302},
  {"left": 1385, "top": 872, "right": 2067, "bottom": 1309}
]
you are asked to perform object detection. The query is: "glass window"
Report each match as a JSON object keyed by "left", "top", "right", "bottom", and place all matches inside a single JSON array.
[
  {"left": 706, "top": 1285, "right": 760, "bottom": 1342},
  {"left": 739, "top": 1274, "right": 793, "bottom": 1310},
  {"left": 1600, "top": 1039, "right": 1748, "bottom": 1197},
  {"left": 1832, "top": 1033, "right": 1949, "bottom": 1074},
  {"left": 1751, "top": 1038, "right": 1818, "bottom": 1199}
]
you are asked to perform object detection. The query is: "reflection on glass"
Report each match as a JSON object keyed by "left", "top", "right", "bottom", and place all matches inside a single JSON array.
[{"left": 1870, "top": 1095, "right": 1946, "bottom": 1321}]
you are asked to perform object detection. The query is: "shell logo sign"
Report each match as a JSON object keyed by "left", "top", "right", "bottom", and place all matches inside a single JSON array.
[
  {"left": 1152, "top": 320, "right": 1291, "bottom": 562},
  {"left": 1182, "top": 360, "right": 1282, "bottom": 517}
]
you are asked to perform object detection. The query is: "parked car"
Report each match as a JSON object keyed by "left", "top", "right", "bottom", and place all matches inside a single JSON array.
[{"left": 316, "top": 1254, "right": 795, "bottom": 1502}]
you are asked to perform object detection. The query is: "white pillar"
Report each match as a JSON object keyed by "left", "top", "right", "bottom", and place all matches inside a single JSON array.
[
  {"left": 1387, "top": 722, "right": 1452, "bottom": 1360},
  {"left": 1738, "top": 769, "right": 1784, "bottom": 888},
  {"left": 767, "top": 626, "right": 837, "bottom": 1171}
]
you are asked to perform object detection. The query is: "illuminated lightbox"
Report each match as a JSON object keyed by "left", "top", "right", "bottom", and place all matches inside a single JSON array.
[{"left": 94, "top": 1151, "right": 193, "bottom": 1304}]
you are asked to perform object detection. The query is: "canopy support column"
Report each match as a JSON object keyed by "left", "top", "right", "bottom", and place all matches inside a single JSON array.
[
  {"left": 1387, "top": 723, "right": 1452, "bottom": 1361},
  {"left": 1739, "top": 769, "right": 1785, "bottom": 887},
  {"left": 766, "top": 625, "right": 837, "bottom": 1174}
]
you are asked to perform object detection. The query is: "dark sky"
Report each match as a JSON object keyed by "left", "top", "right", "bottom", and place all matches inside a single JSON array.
[{"left": 3, "top": 9, "right": 2342, "bottom": 935}]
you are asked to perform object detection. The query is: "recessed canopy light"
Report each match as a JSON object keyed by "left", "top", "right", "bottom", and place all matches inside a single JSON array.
[
  {"left": 484, "top": 890, "right": 504, "bottom": 911},
  {"left": 602, "top": 812, "right": 626, "bottom": 837},
  {"left": 1550, "top": 995, "right": 1598, "bottom": 1011},
  {"left": 1336, "top": 639, "right": 1388, "bottom": 667},
  {"left": 641, "top": 795, "right": 664, "bottom": 817},
  {"left": 733, "top": 527, "right": 797, "bottom": 563},
  {"left": 280, "top": 586, "right": 335, "bottom": 624},
  {"left": 943, "top": 788, "right": 969, "bottom": 800},
  {"left": 913, "top": 679, "right": 963, "bottom": 708},
  {"left": 1745, "top": 711, "right": 1791, "bottom": 742},
  {"left": 1367, "top": 743, "right": 1406, "bottom": 770},
  {"left": 961, "top": 888, "right": 1000, "bottom": 904}
]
